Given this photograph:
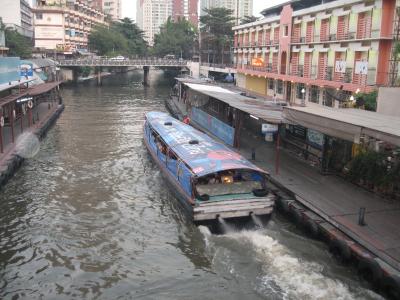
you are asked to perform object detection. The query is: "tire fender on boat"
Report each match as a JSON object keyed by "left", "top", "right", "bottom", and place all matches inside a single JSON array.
[
  {"left": 329, "top": 238, "right": 352, "bottom": 262},
  {"left": 381, "top": 274, "right": 400, "bottom": 300},
  {"left": 304, "top": 218, "right": 320, "bottom": 238},
  {"left": 357, "top": 257, "right": 383, "bottom": 284},
  {"left": 289, "top": 205, "right": 303, "bottom": 224}
]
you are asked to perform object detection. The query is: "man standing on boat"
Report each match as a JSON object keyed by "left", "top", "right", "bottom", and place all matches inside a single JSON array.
[{"left": 183, "top": 115, "right": 190, "bottom": 125}]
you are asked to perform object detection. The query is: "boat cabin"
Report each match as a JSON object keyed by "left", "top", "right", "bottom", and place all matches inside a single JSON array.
[{"left": 144, "top": 112, "right": 269, "bottom": 204}]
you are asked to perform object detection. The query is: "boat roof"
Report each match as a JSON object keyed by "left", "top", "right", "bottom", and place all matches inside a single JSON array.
[{"left": 146, "top": 112, "right": 268, "bottom": 177}]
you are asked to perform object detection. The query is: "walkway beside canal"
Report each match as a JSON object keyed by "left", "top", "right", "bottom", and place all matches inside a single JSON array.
[{"left": 238, "top": 128, "right": 400, "bottom": 273}]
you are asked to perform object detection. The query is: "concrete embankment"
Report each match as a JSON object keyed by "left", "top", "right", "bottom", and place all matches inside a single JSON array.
[{"left": 0, "top": 104, "right": 64, "bottom": 188}]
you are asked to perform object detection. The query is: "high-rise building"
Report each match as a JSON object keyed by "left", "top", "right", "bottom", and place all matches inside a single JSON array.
[
  {"left": 172, "top": 0, "right": 199, "bottom": 26},
  {"left": 33, "top": 0, "right": 106, "bottom": 53},
  {"left": 103, "top": 0, "right": 122, "bottom": 20},
  {"left": 200, "top": 0, "right": 253, "bottom": 25},
  {"left": 136, "top": 0, "right": 172, "bottom": 46},
  {"left": 0, "top": 0, "right": 33, "bottom": 39}
]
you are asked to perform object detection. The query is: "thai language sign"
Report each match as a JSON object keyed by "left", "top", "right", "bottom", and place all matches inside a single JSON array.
[
  {"left": 251, "top": 57, "right": 264, "bottom": 67},
  {"left": 307, "top": 128, "right": 324, "bottom": 149},
  {"left": 191, "top": 107, "right": 235, "bottom": 146}
]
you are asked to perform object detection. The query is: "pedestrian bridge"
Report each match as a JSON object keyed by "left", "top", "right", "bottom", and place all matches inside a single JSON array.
[{"left": 56, "top": 58, "right": 189, "bottom": 68}]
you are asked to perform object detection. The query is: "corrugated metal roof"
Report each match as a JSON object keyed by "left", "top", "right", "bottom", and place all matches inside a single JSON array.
[
  {"left": 283, "top": 104, "right": 400, "bottom": 146},
  {"left": 146, "top": 112, "right": 268, "bottom": 177},
  {"left": 182, "top": 82, "right": 284, "bottom": 124}
]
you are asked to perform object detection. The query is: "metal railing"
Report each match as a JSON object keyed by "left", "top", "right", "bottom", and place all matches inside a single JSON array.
[{"left": 56, "top": 58, "right": 189, "bottom": 67}]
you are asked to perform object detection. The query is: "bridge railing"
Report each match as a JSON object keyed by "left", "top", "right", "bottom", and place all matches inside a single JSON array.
[{"left": 56, "top": 58, "right": 189, "bottom": 67}]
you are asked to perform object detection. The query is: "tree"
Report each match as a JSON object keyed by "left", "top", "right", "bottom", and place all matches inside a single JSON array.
[
  {"left": 88, "top": 24, "right": 128, "bottom": 56},
  {"left": 5, "top": 29, "right": 32, "bottom": 58},
  {"left": 355, "top": 91, "right": 377, "bottom": 112},
  {"left": 200, "top": 7, "right": 235, "bottom": 64},
  {"left": 112, "top": 18, "right": 147, "bottom": 56},
  {"left": 241, "top": 15, "right": 258, "bottom": 25},
  {"left": 152, "top": 17, "right": 197, "bottom": 59}
]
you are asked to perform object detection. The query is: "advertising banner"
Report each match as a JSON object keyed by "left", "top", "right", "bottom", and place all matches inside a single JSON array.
[
  {"left": 0, "top": 57, "right": 20, "bottom": 85},
  {"left": 335, "top": 60, "right": 346, "bottom": 73},
  {"left": 191, "top": 107, "right": 235, "bottom": 146},
  {"left": 20, "top": 63, "right": 33, "bottom": 78},
  {"left": 355, "top": 61, "right": 368, "bottom": 75}
]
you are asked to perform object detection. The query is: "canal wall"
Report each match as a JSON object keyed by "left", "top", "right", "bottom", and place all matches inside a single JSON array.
[{"left": 0, "top": 104, "right": 65, "bottom": 188}]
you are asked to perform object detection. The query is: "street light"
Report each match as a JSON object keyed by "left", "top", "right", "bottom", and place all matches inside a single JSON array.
[{"left": 301, "top": 88, "right": 306, "bottom": 106}]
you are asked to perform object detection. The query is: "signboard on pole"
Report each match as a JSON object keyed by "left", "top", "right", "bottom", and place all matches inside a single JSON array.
[{"left": 261, "top": 123, "right": 278, "bottom": 134}]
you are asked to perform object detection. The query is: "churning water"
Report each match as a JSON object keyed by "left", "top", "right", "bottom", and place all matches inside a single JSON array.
[{"left": 0, "top": 71, "right": 382, "bottom": 299}]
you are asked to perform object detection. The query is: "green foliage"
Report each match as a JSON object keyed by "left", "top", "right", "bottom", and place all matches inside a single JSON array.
[
  {"left": 241, "top": 15, "right": 258, "bottom": 25},
  {"left": 200, "top": 7, "right": 235, "bottom": 64},
  {"left": 347, "top": 150, "right": 400, "bottom": 196},
  {"left": 394, "top": 41, "right": 400, "bottom": 58},
  {"left": 153, "top": 17, "right": 197, "bottom": 59},
  {"left": 112, "top": 18, "right": 147, "bottom": 56},
  {"left": 355, "top": 90, "right": 377, "bottom": 112},
  {"left": 4, "top": 27, "right": 32, "bottom": 58},
  {"left": 88, "top": 18, "right": 147, "bottom": 57}
]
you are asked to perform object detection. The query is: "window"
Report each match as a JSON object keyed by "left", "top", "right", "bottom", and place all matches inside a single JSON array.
[
  {"left": 310, "top": 85, "right": 319, "bottom": 103},
  {"left": 296, "top": 83, "right": 305, "bottom": 99},
  {"left": 277, "top": 80, "right": 283, "bottom": 94},
  {"left": 36, "top": 13, "right": 43, "bottom": 20},
  {"left": 283, "top": 25, "right": 289, "bottom": 37},
  {"left": 268, "top": 79, "right": 274, "bottom": 90}
]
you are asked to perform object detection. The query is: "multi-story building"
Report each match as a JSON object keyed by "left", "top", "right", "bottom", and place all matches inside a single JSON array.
[
  {"left": 136, "top": 0, "right": 172, "bottom": 46},
  {"left": 33, "top": 0, "right": 106, "bottom": 53},
  {"left": 233, "top": 0, "right": 399, "bottom": 107},
  {"left": 0, "top": 0, "right": 33, "bottom": 39},
  {"left": 172, "top": 0, "right": 199, "bottom": 26},
  {"left": 200, "top": 0, "right": 253, "bottom": 25},
  {"left": 102, "top": 0, "right": 122, "bottom": 20}
]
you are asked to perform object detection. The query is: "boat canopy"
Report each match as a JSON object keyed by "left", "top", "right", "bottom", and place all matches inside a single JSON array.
[{"left": 146, "top": 112, "right": 268, "bottom": 177}]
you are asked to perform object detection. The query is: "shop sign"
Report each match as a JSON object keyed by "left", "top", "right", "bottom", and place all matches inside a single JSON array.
[
  {"left": 307, "top": 128, "right": 324, "bottom": 149},
  {"left": 261, "top": 123, "right": 278, "bottom": 134},
  {"left": 251, "top": 57, "right": 264, "bottom": 67}
]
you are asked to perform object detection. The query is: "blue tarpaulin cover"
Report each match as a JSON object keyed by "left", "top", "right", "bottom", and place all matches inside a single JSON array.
[{"left": 145, "top": 112, "right": 268, "bottom": 177}]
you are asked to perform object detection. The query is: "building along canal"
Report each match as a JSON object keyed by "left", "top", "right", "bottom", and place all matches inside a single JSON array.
[{"left": 0, "top": 71, "right": 384, "bottom": 299}]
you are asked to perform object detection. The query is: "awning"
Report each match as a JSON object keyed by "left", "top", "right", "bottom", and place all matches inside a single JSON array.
[
  {"left": 183, "top": 83, "right": 284, "bottom": 124},
  {"left": 283, "top": 104, "right": 400, "bottom": 146},
  {"left": 334, "top": 48, "right": 348, "bottom": 52}
]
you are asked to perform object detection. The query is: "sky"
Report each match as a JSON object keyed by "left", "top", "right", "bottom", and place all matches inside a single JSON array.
[{"left": 121, "top": 0, "right": 287, "bottom": 20}]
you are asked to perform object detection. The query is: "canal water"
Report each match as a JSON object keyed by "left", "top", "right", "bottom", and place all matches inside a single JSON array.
[{"left": 0, "top": 71, "right": 383, "bottom": 299}]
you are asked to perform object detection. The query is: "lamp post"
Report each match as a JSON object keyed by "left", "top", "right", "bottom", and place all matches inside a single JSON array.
[{"left": 301, "top": 87, "right": 306, "bottom": 106}]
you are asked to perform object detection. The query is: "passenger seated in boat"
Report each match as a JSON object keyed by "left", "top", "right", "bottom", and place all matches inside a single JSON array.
[{"left": 195, "top": 170, "right": 266, "bottom": 200}]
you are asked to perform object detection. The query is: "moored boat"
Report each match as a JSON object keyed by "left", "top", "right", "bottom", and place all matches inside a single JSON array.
[{"left": 143, "top": 112, "right": 275, "bottom": 230}]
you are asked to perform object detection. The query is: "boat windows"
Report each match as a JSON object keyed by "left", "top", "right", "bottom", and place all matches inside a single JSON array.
[{"left": 195, "top": 170, "right": 265, "bottom": 199}]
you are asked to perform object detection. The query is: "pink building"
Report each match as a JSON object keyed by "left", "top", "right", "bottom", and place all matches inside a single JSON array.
[{"left": 233, "top": 0, "right": 399, "bottom": 107}]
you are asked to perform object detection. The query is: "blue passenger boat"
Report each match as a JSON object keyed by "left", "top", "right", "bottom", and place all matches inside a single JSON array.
[{"left": 144, "top": 112, "right": 275, "bottom": 228}]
